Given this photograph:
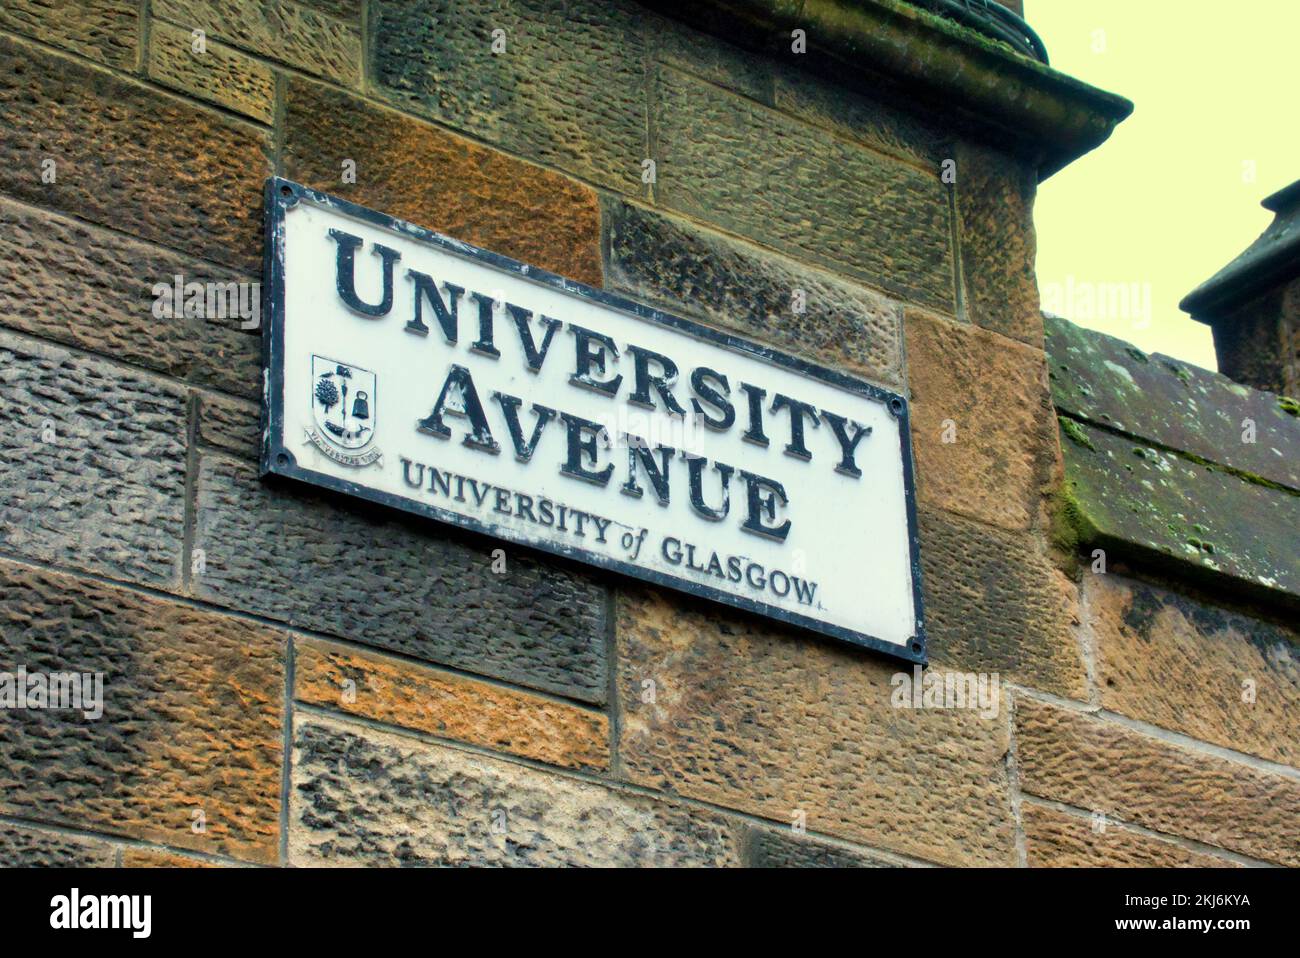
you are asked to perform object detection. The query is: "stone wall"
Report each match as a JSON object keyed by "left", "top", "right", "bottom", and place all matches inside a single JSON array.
[{"left": 0, "top": 0, "right": 1293, "bottom": 868}]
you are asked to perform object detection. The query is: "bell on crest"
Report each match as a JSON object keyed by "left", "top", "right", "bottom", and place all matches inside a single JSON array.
[{"left": 351, "top": 390, "right": 370, "bottom": 420}]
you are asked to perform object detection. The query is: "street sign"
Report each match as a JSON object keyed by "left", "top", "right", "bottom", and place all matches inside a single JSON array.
[{"left": 261, "top": 179, "right": 926, "bottom": 662}]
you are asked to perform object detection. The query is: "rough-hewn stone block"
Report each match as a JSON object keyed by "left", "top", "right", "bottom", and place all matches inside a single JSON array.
[
  {"left": 955, "top": 144, "right": 1041, "bottom": 344},
  {"left": 0, "top": 332, "right": 187, "bottom": 588},
  {"left": 1086, "top": 574, "right": 1300, "bottom": 767},
  {"left": 0, "top": 821, "right": 116, "bottom": 867},
  {"left": 655, "top": 67, "right": 953, "bottom": 311},
  {"left": 154, "top": 0, "right": 360, "bottom": 84},
  {"left": 1015, "top": 697, "right": 1300, "bottom": 866},
  {"left": 773, "top": 69, "right": 946, "bottom": 170},
  {"left": 653, "top": 14, "right": 771, "bottom": 102},
  {"left": 745, "top": 825, "right": 900, "bottom": 867},
  {"left": 615, "top": 586, "right": 1016, "bottom": 866},
  {"left": 1022, "top": 802, "right": 1236, "bottom": 868},
  {"left": 121, "top": 847, "right": 215, "bottom": 867},
  {"left": 298, "top": 0, "right": 360, "bottom": 21},
  {"left": 0, "top": 198, "right": 260, "bottom": 399},
  {"left": 283, "top": 76, "right": 603, "bottom": 287},
  {"left": 604, "top": 199, "right": 903, "bottom": 385},
  {"left": 906, "top": 309, "right": 1054, "bottom": 532},
  {"left": 295, "top": 637, "right": 609, "bottom": 771},
  {"left": 0, "top": 561, "right": 284, "bottom": 863},
  {"left": 0, "top": 35, "right": 271, "bottom": 272},
  {"left": 195, "top": 390, "right": 260, "bottom": 459},
  {"left": 371, "top": 0, "right": 647, "bottom": 194},
  {"left": 0, "top": 0, "right": 137, "bottom": 68},
  {"left": 194, "top": 453, "right": 609, "bottom": 703},
  {"left": 148, "top": 20, "right": 275, "bottom": 123},
  {"left": 290, "top": 714, "right": 742, "bottom": 866},
  {"left": 919, "top": 507, "right": 1085, "bottom": 698}
]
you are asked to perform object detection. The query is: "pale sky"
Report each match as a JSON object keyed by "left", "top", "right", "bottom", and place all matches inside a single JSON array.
[{"left": 1028, "top": 0, "right": 1299, "bottom": 371}]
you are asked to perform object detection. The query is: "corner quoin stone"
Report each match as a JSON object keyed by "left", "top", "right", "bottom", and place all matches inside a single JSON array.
[
  {"left": 954, "top": 143, "right": 1042, "bottom": 345},
  {"left": 919, "top": 506, "right": 1086, "bottom": 699},
  {"left": 906, "top": 308, "right": 1056, "bottom": 533}
]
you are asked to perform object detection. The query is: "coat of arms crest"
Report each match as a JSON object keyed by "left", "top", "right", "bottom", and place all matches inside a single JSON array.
[{"left": 305, "top": 355, "right": 382, "bottom": 467}]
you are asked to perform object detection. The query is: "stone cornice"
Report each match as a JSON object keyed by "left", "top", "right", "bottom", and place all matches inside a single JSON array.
[{"left": 641, "top": 0, "right": 1133, "bottom": 178}]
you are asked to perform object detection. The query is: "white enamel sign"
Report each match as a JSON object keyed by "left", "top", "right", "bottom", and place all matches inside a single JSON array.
[{"left": 262, "top": 180, "right": 926, "bottom": 662}]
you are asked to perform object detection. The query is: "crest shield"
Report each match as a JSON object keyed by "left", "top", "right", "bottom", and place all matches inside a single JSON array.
[{"left": 311, "top": 355, "right": 376, "bottom": 451}]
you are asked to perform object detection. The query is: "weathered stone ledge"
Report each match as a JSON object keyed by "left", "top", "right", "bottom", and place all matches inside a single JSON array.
[
  {"left": 1048, "top": 314, "right": 1300, "bottom": 607},
  {"left": 636, "top": 0, "right": 1132, "bottom": 177}
]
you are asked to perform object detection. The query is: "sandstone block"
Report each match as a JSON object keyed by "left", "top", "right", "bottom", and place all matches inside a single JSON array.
[
  {"left": 1016, "top": 697, "right": 1300, "bottom": 866},
  {"left": 604, "top": 199, "right": 903, "bottom": 385},
  {"left": 906, "top": 309, "right": 1054, "bottom": 532},
  {"left": 194, "top": 453, "right": 609, "bottom": 703},
  {"left": 290, "top": 714, "right": 742, "bottom": 866},
  {"left": 148, "top": 20, "right": 275, "bottom": 123},
  {"left": 0, "top": 332, "right": 187, "bottom": 588},
  {"left": 615, "top": 586, "right": 1016, "bottom": 866},
  {"left": 0, "top": 35, "right": 271, "bottom": 271},
  {"left": 1087, "top": 573, "right": 1300, "bottom": 767},
  {"left": 284, "top": 76, "right": 603, "bottom": 287},
  {"left": 295, "top": 637, "right": 609, "bottom": 771},
  {"left": 0, "top": 561, "right": 285, "bottom": 863}
]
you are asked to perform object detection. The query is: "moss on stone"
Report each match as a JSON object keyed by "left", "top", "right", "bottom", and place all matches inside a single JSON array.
[
  {"left": 1044, "top": 313, "right": 1300, "bottom": 492},
  {"left": 1056, "top": 418, "right": 1299, "bottom": 602},
  {"left": 1161, "top": 360, "right": 1192, "bottom": 386},
  {"left": 1048, "top": 482, "right": 1094, "bottom": 562},
  {"left": 1058, "top": 415, "right": 1095, "bottom": 451}
]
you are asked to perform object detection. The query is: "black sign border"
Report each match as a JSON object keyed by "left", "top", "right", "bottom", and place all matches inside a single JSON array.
[{"left": 261, "top": 178, "right": 927, "bottom": 665}]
